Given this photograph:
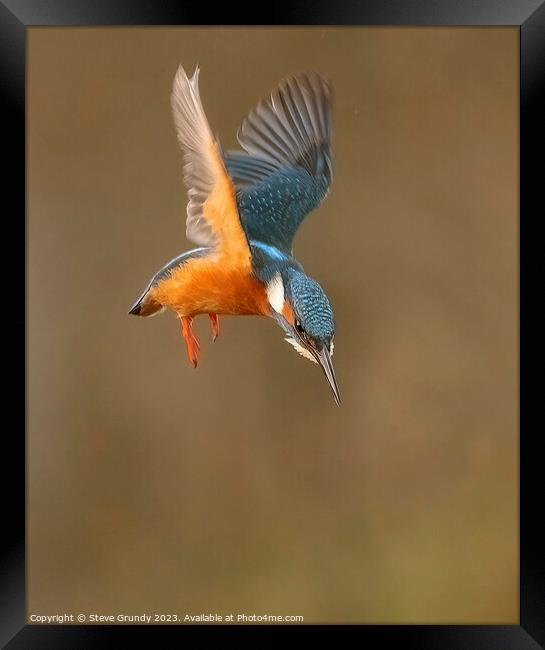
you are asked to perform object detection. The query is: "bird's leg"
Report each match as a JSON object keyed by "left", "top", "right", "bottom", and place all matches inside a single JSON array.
[
  {"left": 208, "top": 313, "right": 220, "bottom": 342},
  {"left": 180, "top": 316, "right": 200, "bottom": 368}
]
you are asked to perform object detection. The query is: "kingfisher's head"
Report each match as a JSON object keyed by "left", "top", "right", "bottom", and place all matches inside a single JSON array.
[{"left": 266, "top": 267, "right": 340, "bottom": 406}]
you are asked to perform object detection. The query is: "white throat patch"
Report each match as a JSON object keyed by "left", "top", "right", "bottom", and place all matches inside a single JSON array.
[
  {"left": 266, "top": 273, "right": 285, "bottom": 313},
  {"left": 285, "top": 337, "right": 318, "bottom": 364}
]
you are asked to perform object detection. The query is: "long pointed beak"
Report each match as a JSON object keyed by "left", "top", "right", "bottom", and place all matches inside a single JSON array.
[{"left": 317, "top": 347, "right": 341, "bottom": 407}]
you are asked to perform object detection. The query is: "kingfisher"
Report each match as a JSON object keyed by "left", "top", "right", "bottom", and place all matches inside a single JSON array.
[{"left": 129, "top": 65, "right": 340, "bottom": 405}]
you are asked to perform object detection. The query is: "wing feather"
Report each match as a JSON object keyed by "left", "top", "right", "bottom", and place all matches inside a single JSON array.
[
  {"left": 224, "top": 72, "right": 333, "bottom": 253},
  {"left": 171, "top": 65, "right": 249, "bottom": 257}
]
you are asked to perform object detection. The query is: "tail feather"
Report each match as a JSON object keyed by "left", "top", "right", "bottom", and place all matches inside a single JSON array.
[{"left": 128, "top": 289, "right": 164, "bottom": 317}]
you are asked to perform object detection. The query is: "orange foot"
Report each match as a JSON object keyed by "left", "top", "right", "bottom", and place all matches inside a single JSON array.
[
  {"left": 209, "top": 313, "right": 219, "bottom": 342},
  {"left": 180, "top": 316, "right": 200, "bottom": 368}
]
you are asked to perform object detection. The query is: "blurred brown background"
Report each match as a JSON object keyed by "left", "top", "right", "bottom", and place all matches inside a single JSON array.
[{"left": 28, "top": 27, "right": 518, "bottom": 623}]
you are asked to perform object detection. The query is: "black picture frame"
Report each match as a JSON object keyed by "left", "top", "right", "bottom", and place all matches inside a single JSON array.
[{"left": 4, "top": 0, "right": 543, "bottom": 646}]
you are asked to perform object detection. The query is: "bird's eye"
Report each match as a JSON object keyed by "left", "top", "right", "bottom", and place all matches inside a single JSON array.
[{"left": 295, "top": 320, "right": 304, "bottom": 334}]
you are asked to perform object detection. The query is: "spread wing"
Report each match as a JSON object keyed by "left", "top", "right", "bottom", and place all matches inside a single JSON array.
[
  {"left": 171, "top": 65, "right": 250, "bottom": 258},
  {"left": 224, "top": 72, "right": 333, "bottom": 254}
]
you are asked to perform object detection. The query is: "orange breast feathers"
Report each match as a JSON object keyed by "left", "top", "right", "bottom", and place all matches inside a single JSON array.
[{"left": 149, "top": 254, "right": 270, "bottom": 317}]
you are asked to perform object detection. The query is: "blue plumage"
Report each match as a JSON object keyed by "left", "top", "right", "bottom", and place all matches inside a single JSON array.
[
  {"left": 224, "top": 72, "right": 332, "bottom": 256},
  {"left": 284, "top": 268, "right": 334, "bottom": 347},
  {"left": 235, "top": 167, "right": 330, "bottom": 253}
]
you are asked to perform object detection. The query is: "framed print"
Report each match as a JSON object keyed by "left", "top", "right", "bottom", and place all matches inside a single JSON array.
[{"left": 3, "top": 0, "right": 544, "bottom": 646}]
